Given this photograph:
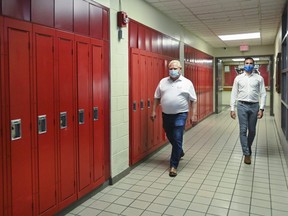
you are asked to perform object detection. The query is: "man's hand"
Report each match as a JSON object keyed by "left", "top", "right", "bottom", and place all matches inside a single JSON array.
[
  {"left": 257, "top": 110, "right": 264, "bottom": 119},
  {"left": 190, "top": 115, "right": 197, "bottom": 125},
  {"left": 230, "top": 111, "right": 236, "bottom": 119},
  {"left": 150, "top": 111, "right": 156, "bottom": 121}
]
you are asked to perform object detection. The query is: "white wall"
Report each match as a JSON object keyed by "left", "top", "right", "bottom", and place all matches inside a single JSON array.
[
  {"left": 273, "top": 27, "right": 282, "bottom": 135},
  {"left": 273, "top": 25, "right": 288, "bottom": 163}
]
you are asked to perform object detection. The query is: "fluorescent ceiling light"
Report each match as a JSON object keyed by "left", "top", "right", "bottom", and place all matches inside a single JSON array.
[
  {"left": 232, "top": 58, "right": 259, "bottom": 62},
  {"left": 219, "top": 32, "right": 260, "bottom": 41}
]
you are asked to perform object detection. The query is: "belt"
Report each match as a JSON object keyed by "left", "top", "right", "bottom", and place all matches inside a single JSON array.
[{"left": 238, "top": 100, "right": 258, "bottom": 105}]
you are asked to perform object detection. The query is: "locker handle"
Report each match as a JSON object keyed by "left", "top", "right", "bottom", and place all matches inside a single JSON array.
[
  {"left": 140, "top": 100, "right": 144, "bottom": 110},
  {"left": 147, "top": 99, "right": 151, "bottom": 108},
  {"left": 133, "top": 101, "right": 137, "bottom": 112},
  {"left": 60, "top": 112, "right": 67, "bottom": 129},
  {"left": 11, "top": 119, "right": 21, "bottom": 140},
  {"left": 78, "top": 109, "right": 84, "bottom": 124},
  {"left": 38, "top": 115, "right": 47, "bottom": 134},
  {"left": 93, "top": 107, "right": 98, "bottom": 121}
]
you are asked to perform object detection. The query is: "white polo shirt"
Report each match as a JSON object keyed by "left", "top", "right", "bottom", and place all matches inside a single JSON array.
[{"left": 154, "top": 75, "right": 197, "bottom": 114}]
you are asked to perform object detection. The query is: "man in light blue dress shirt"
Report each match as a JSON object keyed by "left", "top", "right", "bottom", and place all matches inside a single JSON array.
[{"left": 230, "top": 57, "right": 266, "bottom": 165}]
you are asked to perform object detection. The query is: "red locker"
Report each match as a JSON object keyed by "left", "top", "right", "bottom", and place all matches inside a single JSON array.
[
  {"left": 55, "top": 31, "right": 77, "bottom": 207},
  {"left": 4, "top": 18, "right": 34, "bottom": 216},
  {"left": 129, "top": 49, "right": 170, "bottom": 164},
  {"left": 138, "top": 25, "right": 145, "bottom": 50},
  {"left": 2, "top": 0, "right": 31, "bottom": 21},
  {"left": 129, "top": 21, "right": 138, "bottom": 48},
  {"left": 193, "top": 65, "right": 200, "bottom": 122},
  {"left": 75, "top": 35, "right": 92, "bottom": 194},
  {"left": 31, "top": 0, "right": 54, "bottom": 27},
  {"left": 130, "top": 48, "right": 141, "bottom": 164},
  {"left": 145, "top": 29, "right": 151, "bottom": 52},
  {"left": 55, "top": 0, "right": 73, "bottom": 32},
  {"left": 102, "top": 9, "right": 109, "bottom": 41},
  {"left": 139, "top": 51, "right": 148, "bottom": 154},
  {"left": 74, "top": 0, "right": 89, "bottom": 36},
  {"left": 151, "top": 31, "right": 157, "bottom": 53},
  {"left": 152, "top": 57, "right": 162, "bottom": 147},
  {"left": 146, "top": 55, "right": 154, "bottom": 150},
  {"left": 33, "top": 25, "right": 57, "bottom": 214},
  {"left": 90, "top": 4, "right": 103, "bottom": 39},
  {"left": 0, "top": 15, "right": 4, "bottom": 216},
  {"left": 91, "top": 39, "right": 105, "bottom": 184}
]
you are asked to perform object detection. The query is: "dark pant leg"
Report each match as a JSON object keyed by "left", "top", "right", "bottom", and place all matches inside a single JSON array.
[{"left": 162, "top": 113, "right": 187, "bottom": 168}]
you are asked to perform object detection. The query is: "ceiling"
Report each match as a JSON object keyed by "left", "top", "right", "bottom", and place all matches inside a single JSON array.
[{"left": 143, "top": 0, "right": 286, "bottom": 48}]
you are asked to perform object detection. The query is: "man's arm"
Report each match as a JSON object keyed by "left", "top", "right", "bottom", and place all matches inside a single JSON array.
[
  {"left": 230, "top": 78, "right": 238, "bottom": 119},
  {"left": 150, "top": 98, "right": 160, "bottom": 121},
  {"left": 258, "top": 77, "right": 267, "bottom": 119},
  {"left": 189, "top": 101, "right": 197, "bottom": 124}
]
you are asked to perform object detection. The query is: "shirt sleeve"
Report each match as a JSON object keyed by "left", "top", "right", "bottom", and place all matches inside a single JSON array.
[
  {"left": 230, "top": 77, "right": 238, "bottom": 111},
  {"left": 259, "top": 76, "right": 267, "bottom": 110},
  {"left": 189, "top": 83, "right": 197, "bottom": 102},
  {"left": 154, "top": 82, "right": 161, "bottom": 99}
]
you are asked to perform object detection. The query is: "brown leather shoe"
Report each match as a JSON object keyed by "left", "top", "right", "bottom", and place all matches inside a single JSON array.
[
  {"left": 169, "top": 167, "right": 177, "bottom": 177},
  {"left": 244, "top": 155, "right": 251, "bottom": 164}
]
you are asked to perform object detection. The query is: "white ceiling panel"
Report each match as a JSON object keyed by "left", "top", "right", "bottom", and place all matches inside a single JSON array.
[{"left": 143, "top": 0, "right": 286, "bottom": 48}]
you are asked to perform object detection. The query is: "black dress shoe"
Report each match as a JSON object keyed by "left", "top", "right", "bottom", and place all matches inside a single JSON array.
[{"left": 180, "top": 151, "right": 185, "bottom": 158}]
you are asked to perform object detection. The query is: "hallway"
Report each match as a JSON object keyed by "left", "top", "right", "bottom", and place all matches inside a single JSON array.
[{"left": 64, "top": 108, "right": 288, "bottom": 216}]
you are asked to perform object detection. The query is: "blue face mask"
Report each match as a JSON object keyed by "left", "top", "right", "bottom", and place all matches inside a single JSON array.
[
  {"left": 169, "top": 69, "right": 179, "bottom": 78},
  {"left": 244, "top": 65, "right": 254, "bottom": 72}
]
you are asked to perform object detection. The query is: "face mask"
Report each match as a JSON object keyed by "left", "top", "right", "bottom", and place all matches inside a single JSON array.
[
  {"left": 244, "top": 65, "right": 254, "bottom": 72},
  {"left": 169, "top": 69, "right": 179, "bottom": 78}
]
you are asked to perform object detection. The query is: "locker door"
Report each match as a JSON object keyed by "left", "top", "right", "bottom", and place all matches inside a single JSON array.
[
  {"left": 139, "top": 51, "right": 148, "bottom": 154},
  {"left": 184, "top": 64, "right": 192, "bottom": 129},
  {"left": 56, "top": 31, "right": 77, "bottom": 205},
  {"left": 192, "top": 65, "right": 199, "bottom": 122},
  {"left": 151, "top": 57, "right": 162, "bottom": 146},
  {"left": 146, "top": 55, "right": 154, "bottom": 150},
  {"left": 130, "top": 48, "right": 140, "bottom": 164},
  {"left": 75, "top": 35, "right": 92, "bottom": 193},
  {"left": 4, "top": 18, "right": 34, "bottom": 216},
  {"left": 33, "top": 25, "right": 57, "bottom": 214},
  {"left": 91, "top": 39, "right": 105, "bottom": 183},
  {"left": 0, "top": 15, "right": 4, "bottom": 216},
  {"left": 152, "top": 57, "right": 161, "bottom": 147},
  {"left": 161, "top": 59, "right": 168, "bottom": 143}
]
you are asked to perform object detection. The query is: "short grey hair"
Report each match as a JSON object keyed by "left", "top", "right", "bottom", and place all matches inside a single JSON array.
[{"left": 168, "top": 60, "right": 182, "bottom": 69}]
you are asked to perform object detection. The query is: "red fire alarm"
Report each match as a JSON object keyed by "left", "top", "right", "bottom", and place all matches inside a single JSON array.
[{"left": 117, "top": 11, "right": 129, "bottom": 28}]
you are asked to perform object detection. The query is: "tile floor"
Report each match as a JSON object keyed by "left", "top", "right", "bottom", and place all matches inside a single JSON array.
[{"left": 64, "top": 108, "right": 288, "bottom": 216}]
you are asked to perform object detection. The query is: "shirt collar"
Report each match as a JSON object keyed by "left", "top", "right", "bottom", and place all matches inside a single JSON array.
[{"left": 244, "top": 72, "right": 254, "bottom": 77}]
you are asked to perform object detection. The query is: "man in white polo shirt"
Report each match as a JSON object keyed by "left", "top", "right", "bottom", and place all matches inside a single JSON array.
[{"left": 150, "top": 60, "right": 197, "bottom": 177}]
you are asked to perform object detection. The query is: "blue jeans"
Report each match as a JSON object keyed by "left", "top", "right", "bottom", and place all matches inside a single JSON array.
[
  {"left": 162, "top": 112, "right": 188, "bottom": 168},
  {"left": 237, "top": 102, "right": 259, "bottom": 155}
]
